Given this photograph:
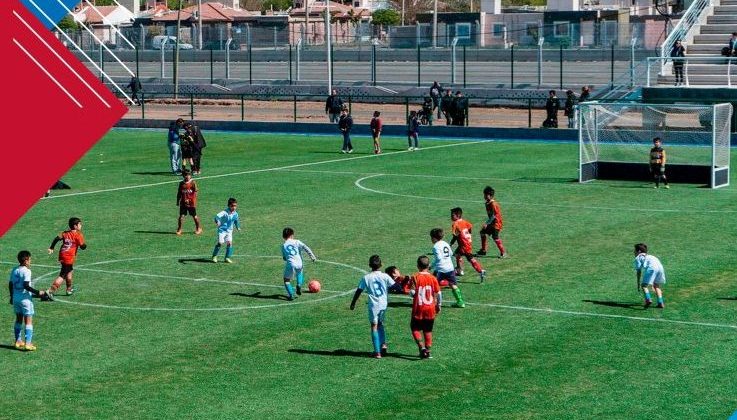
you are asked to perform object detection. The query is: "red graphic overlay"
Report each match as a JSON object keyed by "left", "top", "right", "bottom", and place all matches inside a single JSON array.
[{"left": 1, "top": 0, "right": 126, "bottom": 236}]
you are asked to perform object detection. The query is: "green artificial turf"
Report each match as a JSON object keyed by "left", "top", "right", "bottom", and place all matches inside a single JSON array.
[{"left": 1, "top": 129, "right": 736, "bottom": 419}]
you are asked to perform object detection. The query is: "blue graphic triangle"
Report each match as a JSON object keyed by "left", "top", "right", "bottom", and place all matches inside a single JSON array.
[{"left": 21, "top": 0, "right": 79, "bottom": 29}]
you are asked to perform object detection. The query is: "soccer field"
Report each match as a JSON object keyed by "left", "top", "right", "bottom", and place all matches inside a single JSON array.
[{"left": 2, "top": 129, "right": 737, "bottom": 418}]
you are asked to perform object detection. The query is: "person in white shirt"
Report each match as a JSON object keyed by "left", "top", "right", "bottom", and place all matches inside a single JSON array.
[
  {"left": 634, "top": 243, "right": 666, "bottom": 309},
  {"left": 350, "top": 255, "right": 395, "bottom": 359},
  {"left": 281, "top": 227, "right": 316, "bottom": 301},
  {"left": 431, "top": 228, "right": 465, "bottom": 308}
]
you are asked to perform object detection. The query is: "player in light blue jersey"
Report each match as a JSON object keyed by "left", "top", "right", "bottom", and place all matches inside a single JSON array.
[
  {"left": 8, "top": 251, "right": 49, "bottom": 351},
  {"left": 212, "top": 198, "right": 241, "bottom": 263},
  {"left": 281, "top": 227, "right": 317, "bottom": 300},
  {"left": 431, "top": 228, "right": 464, "bottom": 308},
  {"left": 634, "top": 243, "right": 666, "bottom": 309},
  {"left": 350, "top": 255, "right": 395, "bottom": 359}
]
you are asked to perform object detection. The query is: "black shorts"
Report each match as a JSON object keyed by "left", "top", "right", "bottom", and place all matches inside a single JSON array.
[
  {"left": 650, "top": 164, "right": 664, "bottom": 174},
  {"left": 59, "top": 263, "right": 74, "bottom": 277},
  {"left": 436, "top": 270, "right": 457, "bottom": 286},
  {"left": 411, "top": 317, "right": 435, "bottom": 332},
  {"left": 481, "top": 224, "right": 501, "bottom": 240},
  {"left": 179, "top": 205, "right": 197, "bottom": 216}
]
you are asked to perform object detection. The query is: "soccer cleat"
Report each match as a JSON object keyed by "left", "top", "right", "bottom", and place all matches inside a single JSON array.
[
  {"left": 175, "top": 230, "right": 182, "bottom": 236},
  {"left": 414, "top": 147, "right": 420, "bottom": 151},
  {"left": 452, "top": 302, "right": 466, "bottom": 308},
  {"left": 455, "top": 270, "right": 464, "bottom": 277},
  {"left": 408, "top": 147, "right": 413, "bottom": 151},
  {"left": 499, "top": 253, "right": 508, "bottom": 259},
  {"left": 373, "top": 352, "right": 382, "bottom": 359},
  {"left": 420, "top": 348, "right": 430, "bottom": 359},
  {"left": 479, "top": 270, "right": 487, "bottom": 283},
  {"left": 296, "top": 286, "right": 302, "bottom": 296},
  {"left": 657, "top": 302, "right": 665, "bottom": 309},
  {"left": 380, "top": 346, "right": 388, "bottom": 357},
  {"left": 194, "top": 228, "right": 203, "bottom": 235},
  {"left": 664, "top": 185, "right": 670, "bottom": 189},
  {"left": 23, "top": 343, "right": 37, "bottom": 351},
  {"left": 340, "top": 150, "right": 346, "bottom": 154},
  {"left": 348, "top": 149, "right": 353, "bottom": 154},
  {"left": 644, "top": 299, "right": 652, "bottom": 308},
  {"left": 654, "top": 186, "right": 658, "bottom": 189},
  {"left": 212, "top": 256, "right": 218, "bottom": 263},
  {"left": 14, "top": 341, "right": 25, "bottom": 350},
  {"left": 476, "top": 250, "right": 487, "bottom": 256},
  {"left": 425, "top": 350, "right": 432, "bottom": 359},
  {"left": 66, "top": 288, "right": 74, "bottom": 296},
  {"left": 224, "top": 258, "right": 233, "bottom": 264}
]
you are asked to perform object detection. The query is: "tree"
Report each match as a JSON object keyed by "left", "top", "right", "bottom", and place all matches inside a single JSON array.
[
  {"left": 371, "top": 9, "right": 400, "bottom": 26},
  {"left": 57, "top": 15, "right": 78, "bottom": 32},
  {"left": 262, "top": 0, "right": 292, "bottom": 11}
]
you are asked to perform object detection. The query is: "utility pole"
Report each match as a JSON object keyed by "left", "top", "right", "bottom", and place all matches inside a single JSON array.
[
  {"left": 401, "top": 0, "right": 405, "bottom": 25},
  {"left": 174, "top": 0, "right": 182, "bottom": 98},
  {"left": 326, "top": 0, "right": 332, "bottom": 93},
  {"left": 432, "top": 0, "right": 438, "bottom": 48},
  {"left": 198, "top": 0, "right": 203, "bottom": 50}
]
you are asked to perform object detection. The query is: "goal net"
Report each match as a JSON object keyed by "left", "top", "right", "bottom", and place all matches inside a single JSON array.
[{"left": 579, "top": 102, "right": 732, "bottom": 188}]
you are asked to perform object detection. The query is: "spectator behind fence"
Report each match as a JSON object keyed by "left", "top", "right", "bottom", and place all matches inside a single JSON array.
[
  {"left": 325, "top": 89, "right": 344, "bottom": 123},
  {"left": 168, "top": 118, "right": 184, "bottom": 174},
  {"left": 722, "top": 32, "right": 737, "bottom": 57},
  {"left": 564, "top": 90, "right": 576, "bottom": 129},
  {"left": 543, "top": 90, "right": 560, "bottom": 128},
  {"left": 421, "top": 97, "right": 434, "bottom": 126},
  {"left": 451, "top": 91, "right": 468, "bottom": 126},
  {"left": 126, "top": 76, "right": 142, "bottom": 106},
  {"left": 339, "top": 107, "right": 353, "bottom": 154},
  {"left": 430, "top": 81, "right": 443, "bottom": 119},
  {"left": 440, "top": 89, "right": 454, "bottom": 125},
  {"left": 579, "top": 86, "right": 591, "bottom": 103},
  {"left": 671, "top": 40, "right": 685, "bottom": 86}
]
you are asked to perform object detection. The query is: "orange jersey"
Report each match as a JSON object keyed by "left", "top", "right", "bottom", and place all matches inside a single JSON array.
[
  {"left": 58, "top": 230, "right": 85, "bottom": 265},
  {"left": 452, "top": 218, "right": 474, "bottom": 253},
  {"left": 485, "top": 199, "right": 503, "bottom": 230},
  {"left": 411, "top": 272, "right": 440, "bottom": 320},
  {"left": 177, "top": 180, "right": 198, "bottom": 207}
]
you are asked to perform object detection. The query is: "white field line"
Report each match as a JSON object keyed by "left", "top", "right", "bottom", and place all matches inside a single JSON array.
[
  {"left": 13, "top": 39, "right": 83, "bottom": 108},
  {"left": 13, "top": 10, "right": 111, "bottom": 108},
  {"left": 353, "top": 174, "right": 737, "bottom": 213},
  {"left": 43, "top": 140, "right": 487, "bottom": 200}
]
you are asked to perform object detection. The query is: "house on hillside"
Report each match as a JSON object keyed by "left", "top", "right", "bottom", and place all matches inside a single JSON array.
[{"left": 290, "top": 0, "right": 371, "bottom": 45}]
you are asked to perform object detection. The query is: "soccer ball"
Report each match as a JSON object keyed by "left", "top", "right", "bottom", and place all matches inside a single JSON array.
[{"left": 308, "top": 280, "right": 321, "bottom": 293}]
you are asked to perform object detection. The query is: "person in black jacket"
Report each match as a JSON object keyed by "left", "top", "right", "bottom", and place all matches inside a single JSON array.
[
  {"left": 325, "top": 89, "right": 344, "bottom": 123},
  {"left": 564, "top": 90, "right": 576, "bottom": 129},
  {"left": 543, "top": 90, "right": 560, "bottom": 128},
  {"left": 430, "top": 81, "right": 443, "bottom": 119},
  {"left": 451, "top": 91, "right": 468, "bottom": 126},
  {"left": 338, "top": 107, "right": 353, "bottom": 153},
  {"left": 440, "top": 89, "right": 454, "bottom": 125},
  {"left": 126, "top": 76, "right": 142, "bottom": 105},
  {"left": 671, "top": 40, "right": 686, "bottom": 86},
  {"left": 187, "top": 122, "right": 207, "bottom": 175}
]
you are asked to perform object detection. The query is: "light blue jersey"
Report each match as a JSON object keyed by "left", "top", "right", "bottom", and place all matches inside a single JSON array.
[
  {"left": 358, "top": 271, "right": 395, "bottom": 311},
  {"left": 282, "top": 238, "right": 316, "bottom": 269},
  {"left": 215, "top": 209, "right": 240, "bottom": 233},
  {"left": 9, "top": 265, "right": 32, "bottom": 302}
]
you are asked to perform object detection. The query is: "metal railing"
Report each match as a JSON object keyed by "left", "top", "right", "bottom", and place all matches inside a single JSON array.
[
  {"left": 659, "top": 0, "right": 712, "bottom": 73},
  {"left": 647, "top": 56, "right": 737, "bottom": 87}
]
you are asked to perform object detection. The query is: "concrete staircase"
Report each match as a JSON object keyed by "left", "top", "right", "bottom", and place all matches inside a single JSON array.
[{"left": 660, "top": 0, "right": 737, "bottom": 86}]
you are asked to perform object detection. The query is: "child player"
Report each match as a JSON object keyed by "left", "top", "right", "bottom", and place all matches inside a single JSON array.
[
  {"left": 431, "top": 228, "right": 464, "bottom": 308},
  {"left": 350, "top": 255, "right": 395, "bottom": 359},
  {"left": 649, "top": 137, "right": 669, "bottom": 189},
  {"left": 370, "top": 111, "right": 382, "bottom": 154},
  {"left": 47, "top": 217, "right": 86, "bottom": 296},
  {"left": 477, "top": 186, "right": 507, "bottom": 258},
  {"left": 9, "top": 251, "right": 50, "bottom": 351},
  {"left": 212, "top": 198, "right": 241, "bottom": 263},
  {"left": 410, "top": 255, "right": 441, "bottom": 359},
  {"left": 281, "top": 227, "right": 317, "bottom": 301},
  {"left": 450, "top": 207, "right": 486, "bottom": 282},
  {"left": 634, "top": 243, "right": 666, "bottom": 309},
  {"left": 176, "top": 169, "right": 202, "bottom": 236},
  {"left": 385, "top": 266, "right": 411, "bottom": 294}
]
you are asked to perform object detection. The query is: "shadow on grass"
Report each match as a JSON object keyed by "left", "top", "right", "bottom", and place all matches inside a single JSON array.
[
  {"left": 513, "top": 177, "right": 578, "bottom": 184},
  {"left": 387, "top": 301, "right": 412, "bottom": 308},
  {"left": 716, "top": 297, "right": 737, "bottom": 301},
  {"left": 134, "top": 230, "right": 178, "bottom": 235},
  {"left": 288, "top": 348, "right": 418, "bottom": 360},
  {"left": 132, "top": 171, "right": 176, "bottom": 176},
  {"left": 229, "top": 292, "right": 288, "bottom": 301},
  {"left": 0, "top": 344, "right": 19, "bottom": 351},
  {"left": 310, "top": 151, "right": 371, "bottom": 155},
  {"left": 178, "top": 258, "right": 215, "bottom": 264},
  {"left": 582, "top": 299, "right": 644, "bottom": 310}
]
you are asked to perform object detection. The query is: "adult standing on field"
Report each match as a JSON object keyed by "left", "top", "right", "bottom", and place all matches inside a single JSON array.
[
  {"left": 339, "top": 107, "right": 354, "bottom": 153},
  {"left": 451, "top": 91, "right": 468, "bottom": 126},
  {"left": 440, "top": 89, "right": 454, "bottom": 125},
  {"left": 325, "top": 89, "right": 344, "bottom": 124},
  {"left": 168, "top": 118, "right": 184, "bottom": 174}
]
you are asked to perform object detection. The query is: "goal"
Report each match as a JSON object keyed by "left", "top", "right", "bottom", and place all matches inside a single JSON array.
[{"left": 579, "top": 102, "right": 732, "bottom": 188}]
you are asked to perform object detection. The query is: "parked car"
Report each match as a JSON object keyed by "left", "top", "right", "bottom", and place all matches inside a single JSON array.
[{"left": 152, "top": 35, "right": 193, "bottom": 50}]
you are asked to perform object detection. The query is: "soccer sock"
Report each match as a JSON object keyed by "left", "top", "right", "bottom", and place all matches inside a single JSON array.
[
  {"left": 212, "top": 244, "right": 221, "bottom": 257},
  {"left": 644, "top": 290, "right": 652, "bottom": 301},
  {"left": 423, "top": 332, "right": 432, "bottom": 348},
  {"left": 657, "top": 296, "right": 664, "bottom": 304},
  {"left": 296, "top": 271, "right": 304, "bottom": 288},
  {"left": 24, "top": 325, "right": 33, "bottom": 345},
  {"left": 452, "top": 287, "right": 464, "bottom": 304},
  {"left": 494, "top": 239, "right": 506, "bottom": 254},
  {"left": 470, "top": 258, "right": 483, "bottom": 273},
  {"left": 371, "top": 330, "right": 381, "bottom": 354},
  {"left": 284, "top": 282, "right": 294, "bottom": 298},
  {"left": 480, "top": 234, "right": 488, "bottom": 252},
  {"left": 412, "top": 330, "right": 423, "bottom": 347},
  {"left": 455, "top": 256, "right": 463, "bottom": 271},
  {"left": 14, "top": 322, "right": 21, "bottom": 342},
  {"left": 225, "top": 246, "right": 233, "bottom": 258},
  {"left": 378, "top": 324, "right": 386, "bottom": 346}
]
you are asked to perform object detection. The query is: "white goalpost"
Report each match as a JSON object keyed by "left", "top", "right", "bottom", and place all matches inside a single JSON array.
[{"left": 578, "top": 102, "right": 732, "bottom": 189}]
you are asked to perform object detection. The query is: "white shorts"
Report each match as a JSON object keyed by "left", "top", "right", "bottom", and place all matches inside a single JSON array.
[
  {"left": 641, "top": 269, "right": 666, "bottom": 286},
  {"left": 283, "top": 262, "right": 303, "bottom": 280},
  {"left": 367, "top": 307, "right": 387, "bottom": 325},
  {"left": 13, "top": 298, "right": 34, "bottom": 316},
  {"left": 217, "top": 231, "right": 233, "bottom": 244}
]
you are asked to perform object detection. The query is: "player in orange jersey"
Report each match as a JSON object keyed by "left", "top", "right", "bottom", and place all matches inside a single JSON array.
[
  {"left": 409, "top": 255, "right": 441, "bottom": 359},
  {"left": 47, "top": 217, "right": 87, "bottom": 296},
  {"left": 385, "top": 266, "right": 412, "bottom": 294},
  {"left": 450, "top": 207, "right": 486, "bottom": 282},
  {"left": 176, "top": 169, "right": 202, "bottom": 235},
  {"left": 477, "top": 186, "right": 507, "bottom": 258}
]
